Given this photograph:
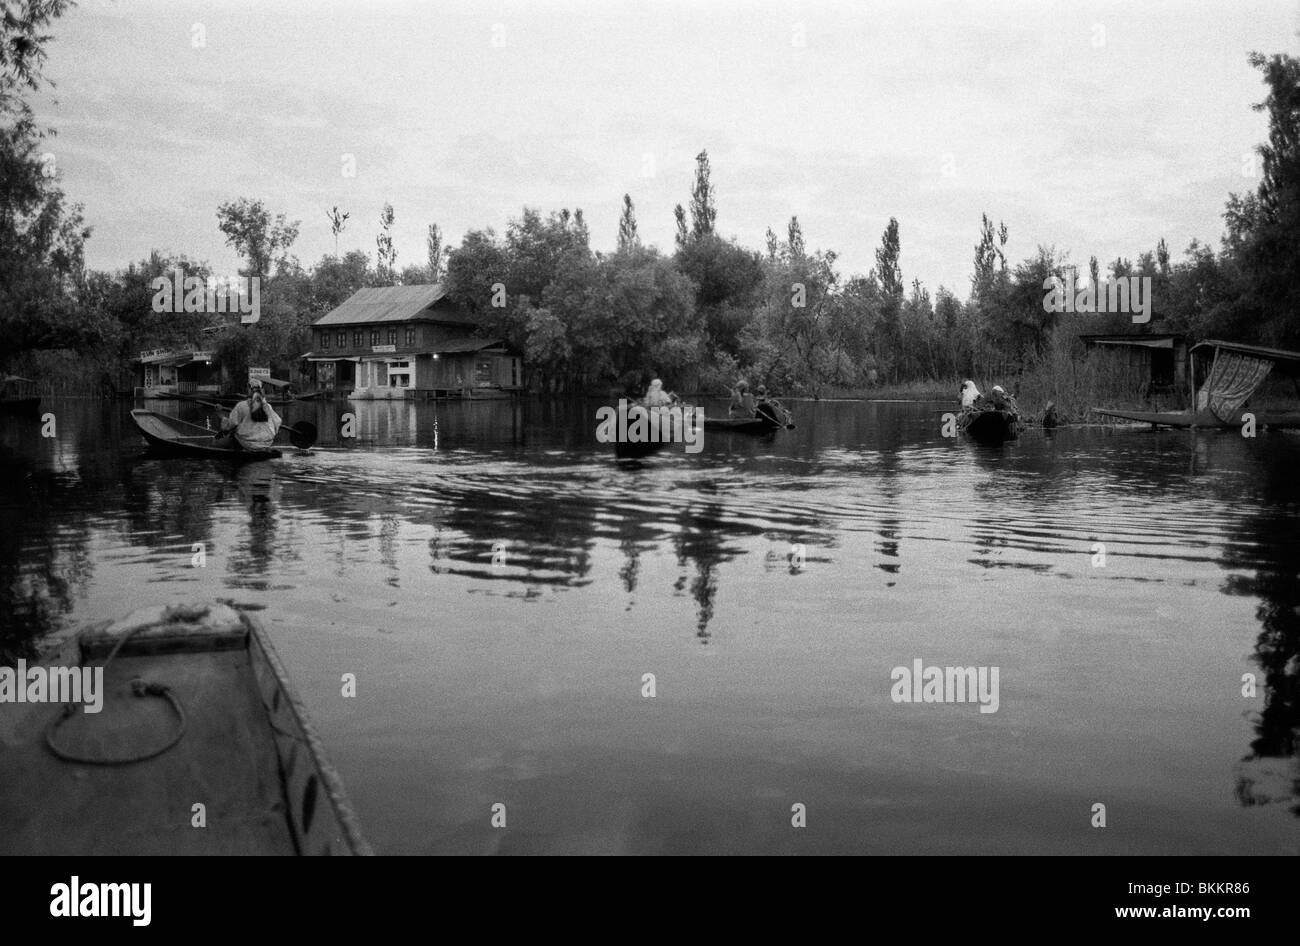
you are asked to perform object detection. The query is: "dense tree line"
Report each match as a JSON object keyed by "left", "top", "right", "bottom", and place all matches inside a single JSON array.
[{"left": 2, "top": 3, "right": 1297, "bottom": 397}]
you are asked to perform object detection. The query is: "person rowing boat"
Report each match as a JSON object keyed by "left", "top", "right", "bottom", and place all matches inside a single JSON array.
[
  {"left": 728, "top": 379, "right": 756, "bottom": 418},
  {"left": 753, "top": 385, "right": 792, "bottom": 427},
  {"left": 216, "top": 379, "right": 282, "bottom": 451}
]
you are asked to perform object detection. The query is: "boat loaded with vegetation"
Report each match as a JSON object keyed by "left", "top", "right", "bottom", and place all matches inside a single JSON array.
[
  {"left": 1094, "top": 340, "right": 1300, "bottom": 429},
  {"left": 957, "top": 381, "right": 1022, "bottom": 443},
  {"left": 0, "top": 603, "right": 372, "bottom": 855}
]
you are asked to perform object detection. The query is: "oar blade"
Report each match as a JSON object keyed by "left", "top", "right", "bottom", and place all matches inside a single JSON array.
[{"left": 288, "top": 421, "right": 317, "bottom": 449}]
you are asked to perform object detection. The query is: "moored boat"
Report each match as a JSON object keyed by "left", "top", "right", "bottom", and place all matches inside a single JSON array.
[
  {"left": 130, "top": 409, "right": 283, "bottom": 460},
  {"left": 1093, "top": 407, "right": 1300, "bottom": 429},
  {"left": 0, "top": 602, "right": 372, "bottom": 855}
]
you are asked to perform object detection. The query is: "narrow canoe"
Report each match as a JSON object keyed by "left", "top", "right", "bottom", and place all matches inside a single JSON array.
[
  {"left": 960, "top": 408, "right": 1021, "bottom": 443},
  {"left": 614, "top": 438, "right": 671, "bottom": 460},
  {"left": 1093, "top": 407, "right": 1300, "bottom": 429},
  {"left": 701, "top": 415, "right": 785, "bottom": 435},
  {"left": 131, "top": 409, "right": 282, "bottom": 461},
  {"left": 0, "top": 603, "right": 372, "bottom": 855},
  {"left": 608, "top": 403, "right": 693, "bottom": 460}
]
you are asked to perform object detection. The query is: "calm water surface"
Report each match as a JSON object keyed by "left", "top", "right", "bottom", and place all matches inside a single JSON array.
[{"left": 2, "top": 397, "right": 1298, "bottom": 854}]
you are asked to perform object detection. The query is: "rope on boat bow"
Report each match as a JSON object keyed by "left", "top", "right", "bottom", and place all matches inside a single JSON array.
[{"left": 45, "top": 623, "right": 187, "bottom": 766}]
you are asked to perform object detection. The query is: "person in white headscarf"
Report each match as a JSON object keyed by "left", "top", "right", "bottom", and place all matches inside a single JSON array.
[
  {"left": 959, "top": 380, "right": 982, "bottom": 410},
  {"left": 989, "top": 384, "right": 1017, "bottom": 411},
  {"left": 642, "top": 378, "right": 674, "bottom": 408}
]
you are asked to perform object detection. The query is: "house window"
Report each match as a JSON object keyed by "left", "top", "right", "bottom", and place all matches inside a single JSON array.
[
  {"left": 405, "top": 328, "right": 415, "bottom": 347},
  {"left": 475, "top": 358, "right": 492, "bottom": 383},
  {"left": 354, "top": 330, "right": 363, "bottom": 347},
  {"left": 337, "top": 331, "right": 345, "bottom": 348},
  {"left": 322, "top": 333, "right": 331, "bottom": 349},
  {"left": 388, "top": 328, "right": 398, "bottom": 345},
  {"left": 370, "top": 330, "right": 379, "bottom": 346},
  {"left": 388, "top": 360, "right": 411, "bottom": 387}
]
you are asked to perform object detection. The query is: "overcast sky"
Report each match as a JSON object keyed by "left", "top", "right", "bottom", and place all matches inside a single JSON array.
[{"left": 31, "top": 0, "right": 1300, "bottom": 296}]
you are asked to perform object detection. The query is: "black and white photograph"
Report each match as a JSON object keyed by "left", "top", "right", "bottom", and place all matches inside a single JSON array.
[{"left": 0, "top": 0, "right": 1296, "bottom": 909}]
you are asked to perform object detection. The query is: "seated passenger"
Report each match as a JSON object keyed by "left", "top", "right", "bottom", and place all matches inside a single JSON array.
[{"left": 643, "top": 378, "right": 674, "bottom": 408}]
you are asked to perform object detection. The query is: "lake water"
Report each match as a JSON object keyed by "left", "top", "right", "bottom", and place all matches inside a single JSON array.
[{"left": 2, "top": 396, "right": 1298, "bottom": 854}]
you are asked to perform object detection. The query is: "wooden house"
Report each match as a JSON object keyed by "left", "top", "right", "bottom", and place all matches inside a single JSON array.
[
  {"left": 303, "top": 285, "right": 522, "bottom": 399},
  {"left": 134, "top": 348, "right": 221, "bottom": 398},
  {"left": 1080, "top": 333, "right": 1189, "bottom": 396}
]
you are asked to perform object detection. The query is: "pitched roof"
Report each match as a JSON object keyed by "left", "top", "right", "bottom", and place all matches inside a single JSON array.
[
  {"left": 313, "top": 284, "right": 477, "bottom": 327},
  {"left": 1081, "top": 333, "right": 1182, "bottom": 349},
  {"left": 1193, "top": 339, "right": 1300, "bottom": 368},
  {"left": 432, "top": 337, "right": 506, "bottom": 353}
]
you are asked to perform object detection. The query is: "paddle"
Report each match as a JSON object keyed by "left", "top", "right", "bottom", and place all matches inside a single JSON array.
[{"left": 181, "top": 395, "right": 317, "bottom": 449}]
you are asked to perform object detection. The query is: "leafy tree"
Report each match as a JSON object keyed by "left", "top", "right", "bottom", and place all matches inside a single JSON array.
[
  {"left": 0, "top": 0, "right": 74, "bottom": 120},
  {"left": 1219, "top": 51, "right": 1300, "bottom": 346},
  {"left": 0, "top": 0, "right": 101, "bottom": 362},
  {"left": 312, "top": 250, "right": 372, "bottom": 314},
  {"left": 325, "top": 206, "right": 349, "bottom": 256},
  {"left": 216, "top": 198, "right": 300, "bottom": 279},
  {"left": 617, "top": 194, "right": 639, "bottom": 252},
  {"left": 689, "top": 150, "right": 717, "bottom": 239},
  {"left": 426, "top": 223, "right": 444, "bottom": 282},
  {"left": 375, "top": 202, "right": 396, "bottom": 284},
  {"left": 786, "top": 216, "right": 805, "bottom": 260},
  {"left": 765, "top": 227, "right": 780, "bottom": 261},
  {"left": 675, "top": 235, "right": 764, "bottom": 358}
]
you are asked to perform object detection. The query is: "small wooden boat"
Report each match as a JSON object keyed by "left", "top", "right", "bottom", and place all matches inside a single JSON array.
[
  {"left": 614, "top": 438, "right": 670, "bottom": 460},
  {"left": 959, "top": 407, "right": 1021, "bottom": 443},
  {"left": 131, "top": 409, "right": 282, "bottom": 461},
  {"left": 608, "top": 401, "right": 695, "bottom": 460},
  {"left": 701, "top": 416, "right": 779, "bottom": 435},
  {"left": 0, "top": 603, "right": 372, "bottom": 855},
  {"left": 0, "top": 376, "right": 40, "bottom": 413},
  {"left": 702, "top": 412, "right": 791, "bottom": 435},
  {"left": 1093, "top": 407, "right": 1300, "bottom": 429}
]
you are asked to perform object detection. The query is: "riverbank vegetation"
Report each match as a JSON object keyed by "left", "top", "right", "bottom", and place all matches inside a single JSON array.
[{"left": 3, "top": 5, "right": 1299, "bottom": 415}]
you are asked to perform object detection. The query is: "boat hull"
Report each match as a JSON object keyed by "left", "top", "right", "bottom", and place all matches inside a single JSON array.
[
  {"left": 960, "top": 408, "right": 1021, "bottom": 442},
  {"left": 702, "top": 416, "right": 783, "bottom": 435},
  {"left": 0, "top": 603, "right": 372, "bottom": 855},
  {"left": 131, "top": 409, "right": 282, "bottom": 460},
  {"left": 1094, "top": 407, "right": 1300, "bottom": 429}
]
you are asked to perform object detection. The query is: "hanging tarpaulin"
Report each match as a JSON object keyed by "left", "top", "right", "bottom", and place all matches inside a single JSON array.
[{"left": 1196, "top": 349, "right": 1273, "bottom": 422}]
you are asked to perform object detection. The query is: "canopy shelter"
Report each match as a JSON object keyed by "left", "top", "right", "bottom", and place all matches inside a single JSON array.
[{"left": 1192, "top": 340, "right": 1300, "bottom": 423}]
